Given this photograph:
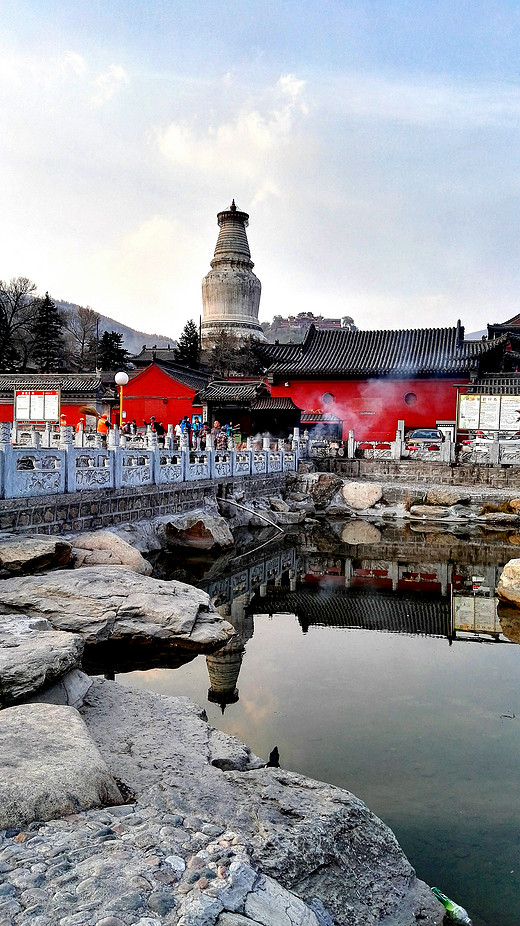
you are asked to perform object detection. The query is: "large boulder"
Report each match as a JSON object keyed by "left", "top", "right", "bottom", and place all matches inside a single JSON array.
[
  {"left": 0, "top": 614, "right": 84, "bottom": 707},
  {"left": 80, "top": 679, "right": 442, "bottom": 926},
  {"left": 295, "top": 473, "right": 343, "bottom": 509},
  {"left": 110, "top": 520, "right": 164, "bottom": 554},
  {"left": 497, "top": 604, "right": 520, "bottom": 643},
  {"left": 0, "top": 566, "right": 236, "bottom": 650},
  {"left": 0, "top": 534, "right": 73, "bottom": 577},
  {"left": 497, "top": 559, "right": 520, "bottom": 608},
  {"left": 155, "top": 510, "right": 235, "bottom": 551},
  {"left": 0, "top": 703, "right": 123, "bottom": 829},
  {"left": 340, "top": 482, "right": 383, "bottom": 511},
  {"left": 69, "top": 529, "right": 153, "bottom": 575}
]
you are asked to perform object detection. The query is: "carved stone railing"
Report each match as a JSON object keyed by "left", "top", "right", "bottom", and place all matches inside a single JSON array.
[
  {"left": 157, "top": 452, "right": 185, "bottom": 485},
  {"left": 7, "top": 448, "right": 66, "bottom": 497},
  {"left": 212, "top": 451, "right": 233, "bottom": 479},
  {"left": 0, "top": 423, "right": 298, "bottom": 499},
  {"left": 67, "top": 450, "right": 113, "bottom": 492},
  {"left": 233, "top": 450, "right": 252, "bottom": 476},
  {"left": 252, "top": 450, "right": 268, "bottom": 475},
  {"left": 186, "top": 451, "right": 211, "bottom": 482}
]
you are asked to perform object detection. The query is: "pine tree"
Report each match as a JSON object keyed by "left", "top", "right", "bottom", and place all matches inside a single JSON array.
[
  {"left": 29, "top": 293, "right": 65, "bottom": 372},
  {"left": 174, "top": 319, "right": 200, "bottom": 368},
  {"left": 89, "top": 330, "right": 130, "bottom": 371}
]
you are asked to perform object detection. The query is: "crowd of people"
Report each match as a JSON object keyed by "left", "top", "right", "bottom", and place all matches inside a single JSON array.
[{"left": 63, "top": 412, "right": 240, "bottom": 450}]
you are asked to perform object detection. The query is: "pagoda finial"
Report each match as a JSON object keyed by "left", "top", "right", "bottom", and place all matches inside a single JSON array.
[{"left": 230, "top": 199, "right": 236, "bottom": 212}]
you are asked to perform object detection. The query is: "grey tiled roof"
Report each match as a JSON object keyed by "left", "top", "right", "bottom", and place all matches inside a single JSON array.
[
  {"left": 262, "top": 325, "right": 496, "bottom": 377},
  {"left": 251, "top": 397, "right": 301, "bottom": 411},
  {"left": 0, "top": 375, "right": 103, "bottom": 394},
  {"left": 194, "top": 381, "right": 270, "bottom": 403}
]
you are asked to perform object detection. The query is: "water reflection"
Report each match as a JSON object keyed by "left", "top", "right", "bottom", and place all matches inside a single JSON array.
[
  {"left": 99, "top": 522, "right": 519, "bottom": 710},
  {"left": 99, "top": 521, "right": 520, "bottom": 926}
]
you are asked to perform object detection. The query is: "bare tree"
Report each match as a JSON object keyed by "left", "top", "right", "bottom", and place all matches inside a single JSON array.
[
  {"left": 0, "top": 277, "right": 38, "bottom": 369},
  {"left": 63, "top": 305, "right": 99, "bottom": 370}
]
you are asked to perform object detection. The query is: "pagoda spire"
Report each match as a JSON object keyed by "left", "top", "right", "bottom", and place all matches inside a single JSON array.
[{"left": 201, "top": 200, "right": 265, "bottom": 350}]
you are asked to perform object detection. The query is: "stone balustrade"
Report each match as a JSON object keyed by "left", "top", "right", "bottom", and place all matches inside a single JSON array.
[{"left": 0, "top": 423, "right": 299, "bottom": 499}]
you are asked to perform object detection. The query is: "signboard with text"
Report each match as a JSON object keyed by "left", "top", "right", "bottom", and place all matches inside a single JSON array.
[
  {"left": 458, "top": 393, "right": 520, "bottom": 432},
  {"left": 14, "top": 390, "right": 60, "bottom": 423}
]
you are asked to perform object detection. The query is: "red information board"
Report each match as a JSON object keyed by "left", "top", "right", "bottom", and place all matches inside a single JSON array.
[{"left": 14, "top": 390, "right": 60, "bottom": 422}]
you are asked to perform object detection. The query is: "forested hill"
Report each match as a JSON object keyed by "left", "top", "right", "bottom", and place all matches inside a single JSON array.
[{"left": 56, "top": 300, "right": 177, "bottom": 356}]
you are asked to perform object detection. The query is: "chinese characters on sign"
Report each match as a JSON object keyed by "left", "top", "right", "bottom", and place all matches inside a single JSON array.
[
  {"left": 14, "top": 390, "right": 60, "bottom": 423},
  {"left": 458, "top": 394, "right": 520, "bottom": 432}
]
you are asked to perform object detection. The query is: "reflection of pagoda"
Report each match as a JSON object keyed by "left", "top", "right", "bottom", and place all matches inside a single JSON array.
[{"left": 206, "top": 596, "right": 254, "bottom": 712}]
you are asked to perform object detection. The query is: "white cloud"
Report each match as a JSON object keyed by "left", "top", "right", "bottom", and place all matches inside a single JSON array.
[
  {"left": 63, "top": 51, "right": 87, "bottom": 78},
  {"left": 90, "top": 64, "right": 130, "bottom": 107},
  {"left": 156, "top": 73, "right": 309, "bottom": 196}
]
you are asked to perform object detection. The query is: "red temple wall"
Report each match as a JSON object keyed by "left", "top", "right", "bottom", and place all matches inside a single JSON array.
[
  {"left": 120, "top": 365, "right": 202, "bottom": 428},
  {"left": 270, "top": 377, "right": 469, "bottom": 440}
]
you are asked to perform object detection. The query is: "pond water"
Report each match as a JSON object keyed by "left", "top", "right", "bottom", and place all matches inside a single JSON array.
[{"left": 99, "top": 521, "right": 520, "bottom": 926}]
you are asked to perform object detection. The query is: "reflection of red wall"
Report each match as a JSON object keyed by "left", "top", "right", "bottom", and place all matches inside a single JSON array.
[
  {"left": 270, "top": 377, "right": 468, "bottom": 440},
  {"left": 121, "top": 364, "right": 202, "bottom": 428}
]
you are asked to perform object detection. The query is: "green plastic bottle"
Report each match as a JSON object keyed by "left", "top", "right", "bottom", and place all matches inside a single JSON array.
[{"left": 431, "top": 887, "right": 472, "bottom": 925}]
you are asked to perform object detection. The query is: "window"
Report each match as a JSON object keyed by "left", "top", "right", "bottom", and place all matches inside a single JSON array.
[
  {"left": 404, "top": 392, "right": 417, "bottom": 407},
  {"left": 322, "top": 393, "right": 335, "bottom": 407}
]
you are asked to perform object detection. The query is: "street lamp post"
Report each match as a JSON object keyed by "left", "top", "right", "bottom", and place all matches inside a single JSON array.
[{"left": 114, "top": 371, "right": 129, "bottom": 428}]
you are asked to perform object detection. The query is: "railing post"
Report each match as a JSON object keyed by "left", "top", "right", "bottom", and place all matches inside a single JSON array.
[
  {"left": 348, "top": 429, "right": 355, "bottom": 459},
  {"left": 59, "top": 425, "right": 74, "bottom": 450},
  {"left": 0, "top": 422, "right": 12, "bottom": 498},
  {"left": 30, "top": 428, "right": 41, "bottom": 449},
  {"left": 42, "top": 422, "right": 52, "bottom": 448},
  {"left": 391, "top": 431, "right": 402, "bottom": 460},
  {"left": 74, "top": 424, "right": 84, "bottom": 448}
]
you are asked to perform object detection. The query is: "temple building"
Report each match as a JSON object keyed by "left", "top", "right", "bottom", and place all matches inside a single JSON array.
[{"left": 201, "top": 200, "right": 266, "bottom": 350}]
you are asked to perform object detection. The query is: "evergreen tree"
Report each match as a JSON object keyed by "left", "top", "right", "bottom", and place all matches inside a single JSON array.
[
  {"left": 207, "top": 330, "right": 239, "bottom": 378},
  {"left": 174, "top": 319, "right": 200, "bottom": 368},
  {"left": 29, "top": 292, "right": 65, "bottom": 372},
  {"left": 207, "top": 331, "right": 265, "bottom": 378},
  {"left": 89, "top": 330, "right": 130, "bottom": 371}
]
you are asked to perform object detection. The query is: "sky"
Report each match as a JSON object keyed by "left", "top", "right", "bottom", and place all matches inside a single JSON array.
[{"left": 1, "top": 0, "right": 520, "bottom": 340}]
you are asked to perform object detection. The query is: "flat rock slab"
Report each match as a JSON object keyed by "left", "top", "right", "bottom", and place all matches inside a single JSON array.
[
  {"left": 0, "top": 566, "right": 236, "bottom": 649},
  {"left": 0, "top": 614, "right": 84, "bottom": 707},
  {"left": 0, "top": 534, "right": 73, "bottom": 577},
  {"left": 69, "top": 529, "right": 153, "bottom": 575},
  {"left": 81, "top": 679, "right": 441, "bottom": 926},
  {"left": 409, "top": 505, "right": 452, "bottom": 520},
  {"left": 0, "top": 702, "right": 123, "bottom": 829}
]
